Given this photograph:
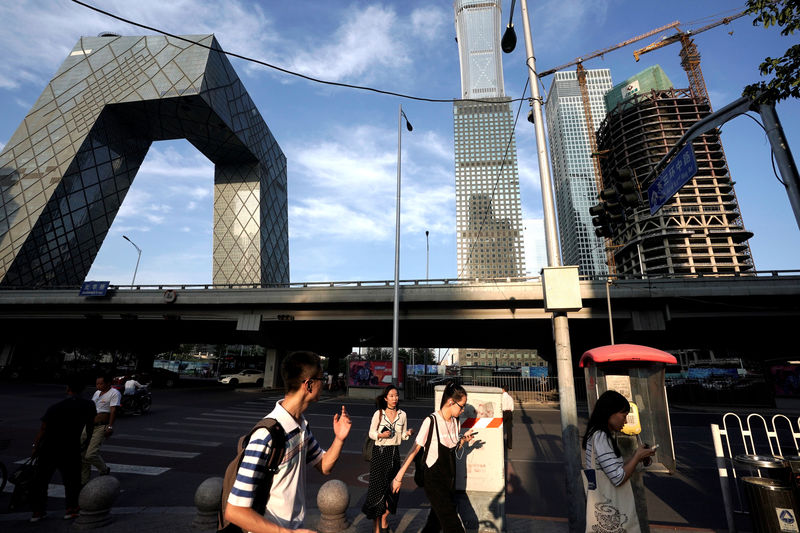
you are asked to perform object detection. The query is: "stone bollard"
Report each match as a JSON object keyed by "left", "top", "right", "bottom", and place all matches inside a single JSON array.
[
  {"left": 75, "top": 475, "right": 120, "bottom": 529},
  {"left": 316, "top": 479, "right": 350, "bottom": 533},
  {"left": 194, "top": 477, "right": 223, "bottom": 529}
]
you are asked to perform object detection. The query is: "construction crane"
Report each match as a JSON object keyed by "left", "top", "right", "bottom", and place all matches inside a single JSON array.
[
  {"left": 539, "top": 21, "right": 680, "bottom": 272},
  {"left": 633, "top": 10, "right": 748, "bottom": 106}
]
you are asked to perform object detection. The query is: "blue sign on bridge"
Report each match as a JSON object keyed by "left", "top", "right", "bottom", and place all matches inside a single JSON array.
[
  {"left": 648, "top": 143, "right": 698, "bottom": 214},
  {"left": 79, "top": 281, "right": 110, "bottom": 297}
]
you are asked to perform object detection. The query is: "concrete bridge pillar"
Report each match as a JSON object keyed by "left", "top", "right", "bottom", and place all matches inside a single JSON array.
[{"left": 263, "top": 348, "right": 278, "bottom": 389}]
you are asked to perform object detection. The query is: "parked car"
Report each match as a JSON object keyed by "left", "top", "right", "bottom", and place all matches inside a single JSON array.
[{"left": 218, "top": 369, "right": 264, "bottom": 386}]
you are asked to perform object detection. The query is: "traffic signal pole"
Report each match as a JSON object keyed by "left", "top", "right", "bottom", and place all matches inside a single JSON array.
[{"left": 518, "top": 2, "right": 585, "bottom": 531}]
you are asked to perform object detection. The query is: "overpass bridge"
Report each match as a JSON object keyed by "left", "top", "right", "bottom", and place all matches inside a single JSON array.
[{"left": 1, "top": 272, "right": 799, "bottom": 363}]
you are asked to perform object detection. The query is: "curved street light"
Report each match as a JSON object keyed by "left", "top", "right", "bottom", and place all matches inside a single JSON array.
[{"left": 122, "top": 235, "right": 142, "bottom": 286}]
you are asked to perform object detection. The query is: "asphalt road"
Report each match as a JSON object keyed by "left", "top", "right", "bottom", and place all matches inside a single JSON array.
[{"left": 0, "top": 382, "right": 790, "bottom": 530}]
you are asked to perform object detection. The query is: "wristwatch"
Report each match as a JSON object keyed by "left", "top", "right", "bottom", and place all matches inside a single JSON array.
[{"left": 106, "top": 426, "right": 113, "bottom": 430}]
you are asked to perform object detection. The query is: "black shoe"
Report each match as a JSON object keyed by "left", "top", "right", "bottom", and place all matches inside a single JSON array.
[{"left": 102, "top": 466, "right": 111, "bottom": 475}]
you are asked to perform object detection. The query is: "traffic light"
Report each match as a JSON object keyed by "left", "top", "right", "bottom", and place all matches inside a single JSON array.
[
  {"left": 589, "top": 203, "right": 612, "bottom": 237},
  {"left": 614, "top": 169, "right": 640, "bottom": 209}
]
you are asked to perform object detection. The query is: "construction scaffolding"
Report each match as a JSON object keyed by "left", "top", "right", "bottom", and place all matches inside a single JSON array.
[{"left": 596, "top": 88, "right": 754, "bottom": 277}]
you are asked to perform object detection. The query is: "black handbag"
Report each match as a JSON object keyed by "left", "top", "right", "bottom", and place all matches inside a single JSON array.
[
  {"left": 9, "top": 456, "right": 37, "bottom": 511},
  {"left": 413, "top": 415, "right": 437, "bottom": 487},
  {"left": 362, "top": 410, "right": 382, "bottom": 462}
]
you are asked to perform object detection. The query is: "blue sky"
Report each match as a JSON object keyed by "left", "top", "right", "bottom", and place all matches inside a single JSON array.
[{"left": 0, "top": 0, "right": 797, "bottom": 285}]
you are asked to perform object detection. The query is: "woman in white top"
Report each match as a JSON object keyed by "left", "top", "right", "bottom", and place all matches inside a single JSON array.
[
  {"left": 362, "top": 385, "right": 414, "bottom": 533},
  {"left": 582, "top": 390, "right": 655, "bottom": 532},
  {"left": 392, "top": 382, "right": 475, "bottom": 533}
]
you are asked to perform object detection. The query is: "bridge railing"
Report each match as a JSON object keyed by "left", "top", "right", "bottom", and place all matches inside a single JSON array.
[{"left": 3, "top": 269, "right": 800, "bottom": 291}]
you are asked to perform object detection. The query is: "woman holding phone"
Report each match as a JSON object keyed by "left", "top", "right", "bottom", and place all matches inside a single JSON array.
[
  {"left": 392, "top": 382, "right": 475, "bottom": 533},
  {"left": 362, "top": 385, "right": 414, "bottom": 533},
  {"left": 582, "top": 390, "right": 655, "bottom": 533}
]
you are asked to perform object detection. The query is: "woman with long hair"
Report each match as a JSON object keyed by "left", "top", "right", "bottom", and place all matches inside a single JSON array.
[
  {"left": 582, "top": 390, "right": 655, "bottom": 532},
  {"left": 392, "top": 382, "right": 475, "bottom": 533},
  {"left": 362, "top": 385, "right": 414, "bottom": 533}
]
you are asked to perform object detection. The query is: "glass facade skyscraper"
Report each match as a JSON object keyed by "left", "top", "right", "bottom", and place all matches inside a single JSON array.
[
  {"left": 0, "top": 34, "right": 288, "bottom": 287},
  {"left": 453, "top": 0, "right": 525, "bottom": 280},
  {"left": 545, "top": 69, "right": 613, "bottom": 277}
]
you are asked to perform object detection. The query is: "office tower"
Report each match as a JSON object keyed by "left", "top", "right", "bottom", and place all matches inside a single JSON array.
[
  {"left": 453, "top": 0, "right": 525, "bottom": 280},
  {"left": 544, "top": 69, "right": 613, "bottom": 277},
  {"left": 596, "top": 66, "right": 754, "bottom": 276},
  {"left": 0, "top": 34, "right": 288, "bottom": 287}
]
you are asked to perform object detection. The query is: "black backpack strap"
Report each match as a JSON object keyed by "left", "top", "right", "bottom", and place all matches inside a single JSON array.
[
  {"left": 421, "top": 414, "right": 436, "bottom": 464},
  {"left": 250, "top": 418, "right": 285, "bottom": 514}
]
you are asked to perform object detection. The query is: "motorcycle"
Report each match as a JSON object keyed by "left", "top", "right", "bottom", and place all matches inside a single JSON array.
[{"left": 117, "top": 386, "right": 152, "bottom": 415}]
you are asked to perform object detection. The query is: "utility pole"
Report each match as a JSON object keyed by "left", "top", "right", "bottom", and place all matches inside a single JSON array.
[{"left": 504, "top": 1, "right": 584, "bottom": 530}]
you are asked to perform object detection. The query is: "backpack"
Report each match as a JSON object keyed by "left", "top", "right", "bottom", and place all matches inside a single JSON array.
[
  {"left": 413, "top": 414, "right": 437, "bottom": 487},
  {"left": 218, "top": 418, "right": 286, "bottom": 533}
]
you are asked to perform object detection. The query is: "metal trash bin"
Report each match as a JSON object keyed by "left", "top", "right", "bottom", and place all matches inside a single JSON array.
[
  {"left": 786, "top": 456, "right": 800, "bottom": 494},
  {"left": 741, "top": 477, "right": 799, "bottom": 533},
  {"left": 734, "top": 455, "right": 791, "bottom": 484}
]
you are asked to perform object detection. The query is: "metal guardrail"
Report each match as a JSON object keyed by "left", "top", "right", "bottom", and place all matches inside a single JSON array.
[
  {"left": 409, "top": 375, "right": 588, "bottom": 405},
  {"left": 2, "top": 270, "right": 800, "bottom": 292},
  {"left": 711, "top": 412, "right": 800, "bottom": 532}
]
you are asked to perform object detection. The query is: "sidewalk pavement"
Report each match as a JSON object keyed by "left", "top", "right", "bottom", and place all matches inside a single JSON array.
[{"left": 0, "top": 505, "right": 721, "bottom": 533}]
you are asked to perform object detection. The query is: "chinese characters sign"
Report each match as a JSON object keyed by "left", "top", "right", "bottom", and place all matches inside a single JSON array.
[{"left": 648, "top": 143, "right": 698, "bottom": 215}]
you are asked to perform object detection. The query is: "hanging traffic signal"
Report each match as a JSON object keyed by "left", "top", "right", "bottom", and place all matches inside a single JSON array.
[
  {"left": 615, "top": 169, "right": 640, "bottom": 209},
  {"left": 589, "top": 203, "right": 612, "bottom": 238}
]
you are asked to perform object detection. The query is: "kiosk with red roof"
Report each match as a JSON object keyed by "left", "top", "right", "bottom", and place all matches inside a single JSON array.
[{"left": 581, "top": 344, "right": 677, "bottom": 474}]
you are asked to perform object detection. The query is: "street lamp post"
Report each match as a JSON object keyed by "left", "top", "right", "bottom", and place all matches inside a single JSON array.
[
  {"left": 392, "top": 104, "right": 413, "bottom": 387},
  {"left": 425, "top": 230, "right": 430, "bottom": 281},
  {"left": 122, "top": 235, "right": 142, "bottom": 286},
  {"left": 503, "top": 2, "right": 583, "bottom": 531}
]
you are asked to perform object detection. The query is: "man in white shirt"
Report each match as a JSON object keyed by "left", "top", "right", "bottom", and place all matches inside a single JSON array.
[
  {"left": 123, "top": 376, "right": 145, "bottom": 396},
  {"left": 501, "top": 386, "right": 514, "bottom": 450},
  {"left": 81, "top": 374, "right": 121, "bottom": 484},
  {"left": 225, "top": 351, "right": 352, "bottom": 533}
]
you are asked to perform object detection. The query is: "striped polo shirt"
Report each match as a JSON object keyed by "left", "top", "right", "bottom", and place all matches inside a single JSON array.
[
  {"left": 228, "top": 400, "right": 325, "bottom": 529},
  {"left": 585, "top": 431, "right": 625, "bottom": 486}
]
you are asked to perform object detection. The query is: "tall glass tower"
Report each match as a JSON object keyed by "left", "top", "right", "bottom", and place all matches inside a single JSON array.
[
  {"left": 544, "top": 69, "right": 613, "bottom": 277},
  {"left": 453, "top": 0, "right": 525, "bottom": 280}
]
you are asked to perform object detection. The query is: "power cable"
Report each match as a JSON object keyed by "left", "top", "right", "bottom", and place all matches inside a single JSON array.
[{"left": 70, "top": 0, "right": 528, "bottom": 105}]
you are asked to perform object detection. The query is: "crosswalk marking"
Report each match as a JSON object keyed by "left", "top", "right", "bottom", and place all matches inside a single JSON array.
[
  {"left": 145, "top": 427, "right": 228, "bottom": 437},
  {"left": 183, "top": 416, "right": 253, "bottom": 425},
  {"left": 166, "top": 420, "right": 250, "bottom": 429},
  {"left": 114, "top": 433, "right": 221, "bottom": 447},
  {"left": 101, "top": 445, "right": 199, "bottom": 458},
  {"left": 201, "top": 412, "right": 261, "bottom": 420}
]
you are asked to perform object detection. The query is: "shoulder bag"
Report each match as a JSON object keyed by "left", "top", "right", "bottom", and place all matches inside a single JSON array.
[
  {"left": 583, "top": 433, "right": 640, "bottom": 533},
  {"left": 413, "top": 414, "right": 437, "bottom": 487},
  {"left": 362, "top": 410, "right": 382, "bottom": 462}
]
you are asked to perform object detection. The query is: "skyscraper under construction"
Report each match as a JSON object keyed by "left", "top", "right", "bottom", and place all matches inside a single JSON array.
[{"left": 595, "top": 66, "right": 754, "bottom": 276}]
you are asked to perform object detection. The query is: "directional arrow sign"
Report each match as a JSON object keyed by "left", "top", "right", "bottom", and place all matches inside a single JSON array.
[{"left": 648, "top": 143, "right": 698, "bottom": 215}]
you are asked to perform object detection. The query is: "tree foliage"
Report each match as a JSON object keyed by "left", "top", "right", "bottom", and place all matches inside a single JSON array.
[{"left": 743, "top": 0, "right": 800, "bottom": 103}]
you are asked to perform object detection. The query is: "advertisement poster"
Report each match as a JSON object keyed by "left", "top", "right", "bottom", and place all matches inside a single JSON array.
[
  {"left": 348, "top": 360, "right": 405, "bottom": 388},
  {"left": 408, "top": 364, "right": 426, "bottom": 376}
]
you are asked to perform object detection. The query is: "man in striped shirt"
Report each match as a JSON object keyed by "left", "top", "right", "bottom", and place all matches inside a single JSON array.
[{"left": 225, "top": 351, "right": 352, "bottom": 533}]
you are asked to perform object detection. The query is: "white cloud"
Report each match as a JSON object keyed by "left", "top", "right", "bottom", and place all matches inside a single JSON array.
[
  {"left": 410, "top": 6, "right": 449, "bottom": 41},
  {"left": 533, "top": 0, "right": 612, "bottom": 44},
  {"left": 0, "top": 0, "right": 278, "bottom": 90},
  {"left": 287, "top": 5, "right": 410, "bottom": 82}
]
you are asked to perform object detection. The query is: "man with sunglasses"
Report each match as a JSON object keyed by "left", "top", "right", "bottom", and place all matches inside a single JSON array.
[{"left": 225, "top": 351, "right": 352, "bottom": 533}]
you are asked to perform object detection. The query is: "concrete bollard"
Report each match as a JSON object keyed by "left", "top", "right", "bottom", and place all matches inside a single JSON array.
[
  {"left": 194, "top": 477, "right": 223, "bottom": 529},
  {"left": 75, "top": 475, "right": 120, "bottom": 529},
  {"left": 316, "top": 479, "right": 350, "bottom": 533}
]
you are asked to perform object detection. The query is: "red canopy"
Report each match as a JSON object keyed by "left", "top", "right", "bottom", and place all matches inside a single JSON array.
[{"left": 579, "top": 344, "right": 677, "bottom": 367}]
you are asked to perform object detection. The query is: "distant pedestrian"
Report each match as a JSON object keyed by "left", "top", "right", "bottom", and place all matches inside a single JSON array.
[
  {"left": 327, "top": 372, "right": 333, "bottom": 391},
  {"left": 224, "top": 351, "right": 352, "bottom": 532},
  {"left": 392, "top": 382, "right": 475, "bottom": 533},
  {"left": 362, "top": 385, "right": 414, "bottom": 533},
  {"left": 582, "top": 390, "right": 655, "bottom": 533},
  {"left": 501, "top": 386, "right": 514, "bottom": 450},
  {"left": 30, "top": 378, "right": 96, "bottom": 522},
  {"left": 81, "top": 374, "right": 120, "bottom": 484}
]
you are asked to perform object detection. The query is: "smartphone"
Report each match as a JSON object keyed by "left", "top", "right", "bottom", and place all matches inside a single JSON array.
[{"left": 651, "top": 444, "right": 660, "bottom": 450}]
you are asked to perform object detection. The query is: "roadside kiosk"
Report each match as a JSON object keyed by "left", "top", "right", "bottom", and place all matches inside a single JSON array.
[{"left": 580, "top": 344, "right": 677, "bottom": 474}]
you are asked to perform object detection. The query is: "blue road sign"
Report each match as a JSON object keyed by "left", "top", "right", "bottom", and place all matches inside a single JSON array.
[
  {"left": 648, "top": 143, "right": 698, "bottom": 214},
  {"left": 79, "top": 281, "right": 110, "bottom": 296}
]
